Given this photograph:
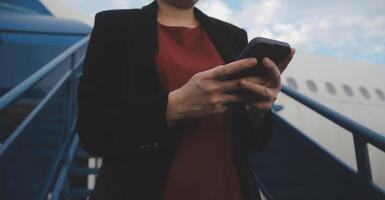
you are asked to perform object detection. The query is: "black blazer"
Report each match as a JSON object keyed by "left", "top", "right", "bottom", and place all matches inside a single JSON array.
[{"left": 76, "top": 1, "right": 274, "bottom": 200}]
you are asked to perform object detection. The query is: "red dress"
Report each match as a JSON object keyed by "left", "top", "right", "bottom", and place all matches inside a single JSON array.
[{"left": 156, "top": 22, "right": 244, "bottom": 200}]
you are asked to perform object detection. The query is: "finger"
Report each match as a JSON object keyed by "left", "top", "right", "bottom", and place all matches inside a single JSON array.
[
  {"left": 249, "top": 102, "right": 273, "bottom": 112},
  {"left": 219, "top": 79, "right": 242, "bottom": 92},
  {"left": 210, "top": 58, "right": 257, "bottom": 79},
  {"left": 239, "top": 79, "right": 274, "bottom": 101},
  {"left": 263, "top": 57, "right": 281, "bottom": 87},
  {"left": 241, "top": 76, "right": 266, "bottom": 86},
  {"left": 278, "top": 48, "right": 296, "bottom": 73},
  {"left": 221, "top": 94, "right": 244, "bottom": 104}
]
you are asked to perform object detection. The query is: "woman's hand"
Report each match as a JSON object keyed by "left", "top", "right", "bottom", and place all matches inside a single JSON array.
[
  {"left": 240, "top": 48, "right": 296, "bottom": 118},
  {"left": 166, "top": 58, "right": 258, "bottom": 126}
]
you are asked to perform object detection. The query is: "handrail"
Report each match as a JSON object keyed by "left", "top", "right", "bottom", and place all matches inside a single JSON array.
[
  {"left": 0, "top": 35, "right": 90, "bottom": 200},
  {"left": 0, "top": 70, "right": 72, "bottom": 156},
  {"left": 0, "top": 36, "right": 90, "bottom": 111},
  {"left": 281, "top": 85, "right": 385, "bottom": 151},
  {"left": 280, "top": 84, "right": 385, "bottom": 182},
  {"left": 50, "top": 134, "right": 80, "bottom": 200}
]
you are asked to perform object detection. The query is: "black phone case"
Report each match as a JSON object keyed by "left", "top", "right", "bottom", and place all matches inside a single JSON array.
[{"left": 228, "top": 37, "right": 291, "bottom": 79}]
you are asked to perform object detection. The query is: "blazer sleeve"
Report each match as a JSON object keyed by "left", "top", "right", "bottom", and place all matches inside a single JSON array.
[
  {"left": 236, "top": 28, "right": 275, "bottom": 151},
  {"left": 76, "top": 11, "right": 179, "bottom": 158}
]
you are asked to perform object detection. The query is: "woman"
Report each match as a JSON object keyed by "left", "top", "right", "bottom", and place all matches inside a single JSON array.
[{"left": 76, "top": 0, "right": 295, "bottom": 200}]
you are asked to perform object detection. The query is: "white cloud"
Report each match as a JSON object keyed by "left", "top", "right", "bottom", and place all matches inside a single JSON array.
[
  {"left": 197, "top": 0, "right": 232, "bottom": 21},
  {"left": 196, "top": 0, "right": 385, "bottom": 64},
  {"left": 65, "top": 0, "right": 385, "bottom": 64}
]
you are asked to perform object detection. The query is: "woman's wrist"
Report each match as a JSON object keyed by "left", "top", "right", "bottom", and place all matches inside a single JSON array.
[{"left": 166, "top": 89, "right": 185, "bottom": 126}]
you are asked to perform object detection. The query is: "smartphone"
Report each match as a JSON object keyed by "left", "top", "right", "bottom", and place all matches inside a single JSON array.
[{"left": 227, "top": 37, "right": 291, "bottom": 79}]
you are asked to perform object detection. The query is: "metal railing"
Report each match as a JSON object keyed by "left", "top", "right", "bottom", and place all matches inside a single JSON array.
[
  {"left": 281, "top": 85, "right": 385, "bottom": 181},
  {"left": 253, "top": 85, "right": 385, "bottom": 200},
  {"left": 0, "top": 36, "right": 89, "bottom": 200}
]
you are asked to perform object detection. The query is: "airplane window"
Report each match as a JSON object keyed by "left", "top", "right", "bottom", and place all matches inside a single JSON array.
[
  {"left": 375, "top": 89, "right": 385, "bottom": 101},
  {"left": 306, "top": 80, "right": 318, "bottom": 93},
  {"left": 325, "top": 82, "right": 336, "bottom": 95},
  {"left": 342, "top": 84, "right": 354, "bottom": 97},
  {"left": 359, "top": 87, "right": 370, "bottom": 99},
  {"left": 286, "top": 77, "right": 298, "bottom": 90}
]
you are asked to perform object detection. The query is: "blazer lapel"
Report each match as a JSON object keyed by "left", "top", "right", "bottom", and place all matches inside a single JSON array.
[
  {"left": 127, "top": 2, "right": 161, "bottom": 97},
  {"left": 194, "top": 8, "right": 235, "bottom": 64},
  {"left": 143, "top": 1, "right": 235, "bottom": 62},
  {"left": 128, "top": 1, "right": 237, "bottom": 97}
]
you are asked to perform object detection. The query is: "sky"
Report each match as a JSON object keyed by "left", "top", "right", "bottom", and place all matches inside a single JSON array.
[{"left": 66, "top": 0, "right": 385, "bottom": 65}]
